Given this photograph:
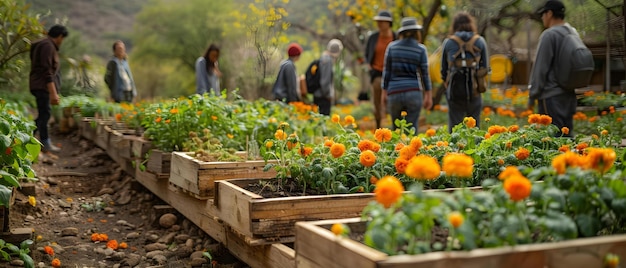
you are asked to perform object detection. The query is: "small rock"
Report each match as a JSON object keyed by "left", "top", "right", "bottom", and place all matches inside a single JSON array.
[
  {"left": 25, "top": 215, "right": 35, "bottom": 222},
  {"left": 190, "top": 258, "right": 208, "bottom": 267},
  {"left": 10, "top": 259, "right": 24, "bottom": 266},
  {"left": 125, "top": 232, "right": 140, "bottom": 240},
  {"left": 145, "top": 250, "right": 164, "bottom": 259},
  {"left": 103, "top": 207, "right": 115, "bottom": 214},
  {"left": 121, "top": 253, "right": 141, "bottom": 267},
  {"left": 157, "top": 232, "right": 176, "bottom": 244},
  {"left": 145, "top": 234, "right": 159, "bottom": 243},
  {"left": 109, "top": 251, "right": 125, "bottom": 261},
  {"left": 115, "top": 189, "right": 132, "bottom": 205},
  {"left": 190, "top": 251, "right": 205, "bottom": 259},
  {"left": 59, "top": 212, "right": 69, "bottom": 217},
  {"left": 152, "top": 254, "right": 167, "bottom": 264},
  {"left": 159, "top": 214, "right": 177, "bottom": 229},
  {"left": 96, "top": 187, "right": 114, "bottom": 196},
  {"left": 104, "top": 247, "right": 115, "bottom": 256},
  {"left": 58, "top": 199, "right": 72, "bottom": 208},
  {"left": 61, "top": 227, "right": 79, "bottom": 237},
  {"left": 185, "top": 238, "right": 194, "bottom": 248},
  {"left": 144, "top": 243, "right": 167, "bottom": 252}
]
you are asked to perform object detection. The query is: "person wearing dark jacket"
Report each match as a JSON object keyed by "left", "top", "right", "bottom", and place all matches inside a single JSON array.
[
  {"left": 440, "top": 12, "right": 489, "bottom": 132},
  {"left": 104, "top": 40, "right": 137, "bottom": 103},
  {"left": 30, "top": 24, "right": 68, "bottom": 153},
  {"left": 365, "top": 10, "right": 396, "bottom": 129},
  {"left": 273, "top": 43, "right": 303, "bottom": 103}
]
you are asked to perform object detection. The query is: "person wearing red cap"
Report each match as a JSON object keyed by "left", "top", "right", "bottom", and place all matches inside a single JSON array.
[
  {"left": 528, "top": 0, "right": 578, "bottom": 136},
  {"left": 272, "top": 43, "right": 303, "bottom": 103}
]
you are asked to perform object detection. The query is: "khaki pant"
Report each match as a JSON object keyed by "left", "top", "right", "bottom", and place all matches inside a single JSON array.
[{"left": 371, "top": 76, "right": 386, "bottom": 128}]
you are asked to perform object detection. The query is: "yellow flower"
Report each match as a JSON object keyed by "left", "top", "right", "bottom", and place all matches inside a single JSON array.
[
  {"left": 211, "top": 115, "right": 218, "bottom": 120},
  {"left": 584, "top": 148, "right": 616, "bottom": 173},
  {"left": 331, "top": 114, "right": 340, "bottom": 123},
  {"left": 268, "top": 117, "right": 278, "bottom": 123},
  {"left": 405, "top": 155, "right": 441, "bottom": 180},
  {"left": 265, "top": 141, "right": 273, "bottom": 148},
  {"left": 331, "top": 223, "right": 349, "bottom": 236},
  {"left": 442, "top": 153, "right": 474, "bottom": 178},
  {"left": 274, "top": 129, "right": 287, "bottom": 140},
  {"left": 227, "top": 134, "right": 234, "bottom": 139},
  {"left": 601, "top": 129, "right": 609, "bottom": 136},
  {"left": 28, "top": 196, "right": 36, "bottom": 207},
  {"left": 463, "top": 117, "right": 476, "bottom": 128},
  {"left": 551, "top": 151, "right": 584, "bottom": 174},
  {"left": 344, "top": 115, "right": 355, "bottom": 125},
  {"left": 408, "top": 137, "right": 422, "bottom": 151},
  {"left": 374, "top": 176, "right": 404, "bottom": 208},
  {"left": 400, "top": 111, "right": 407, "bottom": 117},
  {"left": 448, "top": 212, "right": 464, "bottom": 228},
  {"left": 280, "top": 122, "right": 290, "bottom": 129}
]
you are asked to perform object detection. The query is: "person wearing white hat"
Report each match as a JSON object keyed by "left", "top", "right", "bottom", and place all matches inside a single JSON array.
[
  {"left": 313, "top": 39, "right": 344, "bottom": 115},
  {"left": 365, "top": 10, "right": 396, "bottom": 128},
  {"left": 381, "top": 17, "right": 432, "bottom": 133}
]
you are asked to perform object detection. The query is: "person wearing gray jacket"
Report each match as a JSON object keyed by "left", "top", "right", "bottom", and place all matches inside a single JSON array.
[
  {"left": 313, "top": 39, "right": 343, "bottom": 115},
  {"left": 528, "top": 0, "right": 576, "bottom": 136},
  {"left": 273, "top": 43, "right": 303, "bottom": 103}
]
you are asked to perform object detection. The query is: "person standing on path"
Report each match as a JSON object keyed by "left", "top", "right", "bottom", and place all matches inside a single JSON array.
[
  {"left": 365, "top": 10, "right": 396, "bottom": 129},
  {"left": 104, "top": 40, "right": 137, "bottom": 103},
  {"left": 30, "top": 24, "right": 68, "bottom": 153},
  {"left": 195, "top": 44, "right": 222, "bottom": 96},
  {"left": 381, "top": 17, "right": 432, "bottom": 133},
  {"left": 273, "top": 43, "right": 303, "bottom": 103},
  {"left": 528, "top": 0, "right": 578, "bottom": 137},
  {"left": 313, "top": 39, "right": 344, "bottom": 116}
]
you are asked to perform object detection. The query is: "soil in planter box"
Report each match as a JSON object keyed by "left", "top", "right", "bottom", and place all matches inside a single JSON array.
[{"left": 244, "top": 178, "right": 328, "bottom": 198}]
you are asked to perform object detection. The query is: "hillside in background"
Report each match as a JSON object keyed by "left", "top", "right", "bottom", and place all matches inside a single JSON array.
[{"left": 26, "top": 0, "right": 148, "bottom": 59}]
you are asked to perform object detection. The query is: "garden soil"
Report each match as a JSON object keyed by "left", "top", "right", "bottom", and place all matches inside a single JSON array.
[{"left": 3, "top": 127, "right": 248, "bottom": 268}]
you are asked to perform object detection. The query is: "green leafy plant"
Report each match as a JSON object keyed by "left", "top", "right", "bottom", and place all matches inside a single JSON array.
[{"left": 0, "top": 239, "right": 34, "bottom": 268}]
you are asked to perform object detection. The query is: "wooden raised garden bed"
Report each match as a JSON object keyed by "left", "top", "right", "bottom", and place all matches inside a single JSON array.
[
  {"left": 169, "top": 152, "right": 277, "bottom": 199},
  {"left": 146, "top": 149, "right": 171, "bottom": 179},
  {"left": 79, "top": 117, "right": 96, "bottom": 141},
  {"left": 295, "top": 218, "right": 626, "bottom": 268}
]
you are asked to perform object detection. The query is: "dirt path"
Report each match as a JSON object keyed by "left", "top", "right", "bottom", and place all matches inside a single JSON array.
[{"left": 5, "top": 128, "right": 246, "bottom": 267}]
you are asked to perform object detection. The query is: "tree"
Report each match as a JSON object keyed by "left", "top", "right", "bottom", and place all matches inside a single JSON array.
[{"left": 0, "top": 0, "right": 45, "bottom": 90}]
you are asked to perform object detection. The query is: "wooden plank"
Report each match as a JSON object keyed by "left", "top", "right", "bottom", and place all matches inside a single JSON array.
[
  {"left": 214, "top": 178, "right": 374, "bottom": 242},
  {"left": 169, "top": 152, "right": 276, "bottom": 199},
  {"left": 146, "top": 149, "right": 171, "bottom": 176},
  {"left": 94, "top": 123, "right": 110, "bottom": 149},
  {"left": 134, "top": 166, "right": 295, "bottom": 268},
  {"left": 131, "top": 137, "right": 152, "bottom": 160},
  {"left": 295, "top": 218, "right": 626, "bottom": 268},
  {"left": 80, "top": 118, "right": 96, "bottom": 141}
]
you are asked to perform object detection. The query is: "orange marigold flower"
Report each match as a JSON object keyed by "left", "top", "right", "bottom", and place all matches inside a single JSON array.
[
  {"left": 330, "top": 143, "right": 346, "bottom": 158},
  {"left": 561, "top": 127, "right": 570, "bottom": 135},
  {"left": 370, "top": 176, "right": 379, "bottom": 184},
  {"left": 409, "top": 137, "right": 423, "bottom": 151},
  {"left": 324, "top": 139, "right": 334, "bottom": 147},
  {"left": 299, "top": 146, "right": 313, "bottom": 157},
  {"left": 503, "top": 175, "right": 532, "bottom": 201},
  {"left": 331, "top": 223, "right": 347, "bottom": 236},
  {"left": 601, "top": 129, "right": 609, "bottom": 136},
  {"left": 552, "top": 151, "right": 585, "bottom": 174},
  {"left": 344, "top": 115, "right": 355, "bottom": 125},
  {"left": 442, "top": 153, "right": 474, "bottom": 178},
  {"left": 287, "top": 141, "right": 298, "bottom": 150},
  {"left": 488, "top": 125, "right": 507, "bottom": 136},
  {"left": 485, "top": 133, "right": 492, "bottom": 139},
  {"left": 119, "top": 242, "right": 128, "bottom": 249},
  {"left": 394, "top": 157, "right": 409, "bottom": 174},
  {"left": 359, "top": 150, "right": 377, "bottom": 167},
  {"left": 538, "top": 115, "right": 552, "bottom": 125},
  {"left": 463, "top": 117, "right": 476, "bottom": 128},
  {"left": 274, "top": 129, "right": 287, "bottom": 140},
  {"left": 357, "top": 140, "right": 374, "bottom": 152},
  {"left": 165, "top": 119, "right": 171, "bottom": 124},
  {"left": 528, "top": 114, "right": 541, "bottom": 124},
  {"left": 497, "top": 159, "right": 505, "bottom": 165},
  {"left": 576, "top": 142, "right": 588, "bottom": 152},
  {"left": 505, "top": 142, "right": 512, "bottom": 149},
  {"left": 331, "top": 114, "right": 340, "bottom": 123},
  {"left": 374, "top": 176, "right": 404, "bottom": 208},
  {"left": 515, "top": 147, "right": 530, "bottom": 160},
  {"left": 498, "top": 166, "right": 522, "bottom": 180},
  {"left": 115, "top": 113, "right": 122, "bottom": 122},
  {"left": 508, "top": 125, "right": 519, "bottom": 132},
  {"left": 374, "top": 128, "right": 392, "bottom": 142},
  {"left": 107, "top": 239, "right": 119, "bottom": 250},
  {"left": 51, "top": 258, "right": 61, "bottom": 268},
  {"left": 592, "top": 134, "right": 599, "bottom": 140},
  {"left": 448, "top": 212, "right": 464, "bottom": 228},
  {"left": 584, "top": 148, "right": 616, "bottom": 173},
  {"left": 425, "top": 128, "right": 436, "bottom": 137},
  {"left": 44, "top": 246, "right": 54, "bottom": 256},
  {"left": 398, "top": 146, "right": 417, "bottom": 160},
  {"left": 155, "top": 117, "right": 162, "bottom": 123},
  {"left": 265, "top": 141, "right": 273, "bottom": 148},
  {"left": 394, "top": 143, "right": 405, "bottom": 151},
  {"left": 559, "top": 145, "right": 570, "bottom": 152},
  {"left": 405, "top": 155, "right": 441, "bottom": 180},
  {"left": 169, "top": 108, "right": 179, "bottom": 114},
  {"left": 401, "top": 111, "right": 407, "bottom": 117}
]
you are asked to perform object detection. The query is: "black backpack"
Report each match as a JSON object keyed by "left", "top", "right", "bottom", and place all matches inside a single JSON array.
[
  {"left": 446, "top": 34, "right": 488, "bottom": 101},
  {"left": 554, "top": 26, "right": 594, "bottom": 90},
  {"left": 305, "top": 59, "right": 321, "bottom": 94}
]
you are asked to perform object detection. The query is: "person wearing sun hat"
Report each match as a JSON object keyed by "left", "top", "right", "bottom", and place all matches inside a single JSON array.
[
  {"left": 309, "top": 39, "right": 344, "bottom": 115},
  {"left": 528, "top": 0, "right": 578, "bottom": 137},
  {"left": 365, "top": 10, "right": 397, "bottom": 128},
  {"left": 381, "top": 17, "right": 432, "bottom": 133},
  {"left": 272, "top": 43, "right": 303, "bottom": 103}
]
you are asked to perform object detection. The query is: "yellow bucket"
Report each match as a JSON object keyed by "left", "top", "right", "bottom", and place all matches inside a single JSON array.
[
  {"left": 490, "top": 54, "right": 513, "bottom": 83},
  {"left": 428, "top": 49, "right": 443, "bottom": 84}
]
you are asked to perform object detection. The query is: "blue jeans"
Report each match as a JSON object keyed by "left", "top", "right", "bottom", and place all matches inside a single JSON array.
[{"left": 386, "top": 90, "right": 423, "bottom": 132}]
